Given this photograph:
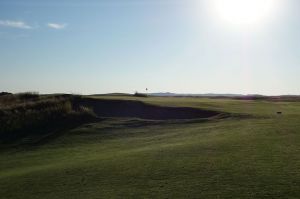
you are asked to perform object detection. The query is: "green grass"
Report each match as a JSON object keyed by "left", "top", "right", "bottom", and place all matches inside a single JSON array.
[{"left": 1, "top": 96, "right": 300, "bottom": 198}]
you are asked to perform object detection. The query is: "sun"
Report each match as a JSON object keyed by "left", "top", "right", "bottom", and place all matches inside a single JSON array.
[{"left": 211, "top": 0, "right": 277, "bottom": 26}]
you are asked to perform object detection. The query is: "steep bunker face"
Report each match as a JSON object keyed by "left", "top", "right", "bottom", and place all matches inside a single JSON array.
[{"left": 76, "top": 98, "right": 222, "bottom": 120}]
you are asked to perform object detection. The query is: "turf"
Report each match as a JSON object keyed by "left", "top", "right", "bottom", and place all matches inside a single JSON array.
[{"left": 1, "top": 97, "right": 300, "bottom": 198}]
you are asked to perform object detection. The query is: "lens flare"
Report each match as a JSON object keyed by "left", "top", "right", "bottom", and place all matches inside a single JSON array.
[{"left": 211, "top": 0, "right": 277, "bottom": 26}]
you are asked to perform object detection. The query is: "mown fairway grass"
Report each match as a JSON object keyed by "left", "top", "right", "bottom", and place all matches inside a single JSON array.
[{"left": 1, "top": 97, "right": 300, "bottom": 198}]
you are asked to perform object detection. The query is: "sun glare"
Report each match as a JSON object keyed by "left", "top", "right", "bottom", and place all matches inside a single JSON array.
[{"left": 211, "top": 0, "right": 277, "bottom": 26}]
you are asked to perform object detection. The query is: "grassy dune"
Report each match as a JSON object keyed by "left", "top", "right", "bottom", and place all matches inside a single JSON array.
[
  {"left": 0, "top": 94, "right": 96, "bottom": 144},
  {"left": 1, "top": 96, "right": 300, "bottom": 198}
]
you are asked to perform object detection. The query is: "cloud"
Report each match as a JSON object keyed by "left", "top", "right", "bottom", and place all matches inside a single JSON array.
[
  {"left": 47, "top": 23, "right": 67, "bottom": 29},
  {"left": 0, "top": 20, "right": 32, "bottom": 29}
]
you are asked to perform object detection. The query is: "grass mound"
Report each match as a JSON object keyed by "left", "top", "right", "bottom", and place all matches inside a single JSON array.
[{"left": 0, "top": 95, "right": 227, "bottom": 144}]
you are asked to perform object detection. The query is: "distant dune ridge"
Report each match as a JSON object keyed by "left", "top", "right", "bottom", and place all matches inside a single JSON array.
[{"left": 141, "top": 93, "right": 300, "bottom": 101}]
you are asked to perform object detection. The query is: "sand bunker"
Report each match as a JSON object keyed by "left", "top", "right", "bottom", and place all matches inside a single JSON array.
[{"left": 76, "top": 98, "right": 222, "bottom": 120}]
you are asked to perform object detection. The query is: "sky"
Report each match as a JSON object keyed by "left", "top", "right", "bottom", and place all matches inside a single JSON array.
[{"left": 0, "top": 0, "right": 299, "bottom": 95}]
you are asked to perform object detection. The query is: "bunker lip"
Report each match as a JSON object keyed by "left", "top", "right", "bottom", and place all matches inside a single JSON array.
[{"left": 75, "top": 98, "right": 223, "bottom": 120}]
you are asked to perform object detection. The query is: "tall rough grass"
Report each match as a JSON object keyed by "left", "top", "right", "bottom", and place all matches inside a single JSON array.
[{"left": 0, "top": 94, "right": 96, "bottom": 143}]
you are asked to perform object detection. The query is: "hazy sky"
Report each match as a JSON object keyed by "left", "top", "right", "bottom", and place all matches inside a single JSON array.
[{"left": 0, "top": 0, "right": 299, "bottom": 95}]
